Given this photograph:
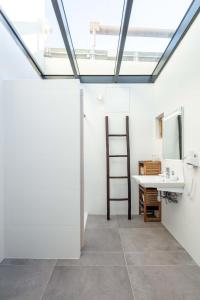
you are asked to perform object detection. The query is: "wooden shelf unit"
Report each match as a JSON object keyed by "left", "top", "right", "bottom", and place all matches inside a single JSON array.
[{"left": 138, "top": 161, "right": 161, "bottom": 222}]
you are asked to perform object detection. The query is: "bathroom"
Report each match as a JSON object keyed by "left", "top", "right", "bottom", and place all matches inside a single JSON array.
[{"left": 1, "top": 0, "right": 200, "bottom": 299}]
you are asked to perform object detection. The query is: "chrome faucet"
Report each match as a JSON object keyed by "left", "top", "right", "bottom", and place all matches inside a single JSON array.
[{"left": 166, "top": 167, "right": 170, "bottom": 179}]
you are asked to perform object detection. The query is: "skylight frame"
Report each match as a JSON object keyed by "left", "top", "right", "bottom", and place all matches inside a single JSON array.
[
  {"left": 0, "top": 8, "right": 43, "bottom": 79},
  {"left": 51, "top": 0, "right": 79, "bottom": 78},
  {"left": 0, "top": 0, "right": 200, "bottom": 83},
  {"left": 114, "top": 0, "right": 133, "bottom": 81}
]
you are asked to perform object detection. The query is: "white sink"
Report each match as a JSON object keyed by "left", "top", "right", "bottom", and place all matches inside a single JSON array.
[{"left": 132, "top": 175, "right": 184, "bottom": 193}]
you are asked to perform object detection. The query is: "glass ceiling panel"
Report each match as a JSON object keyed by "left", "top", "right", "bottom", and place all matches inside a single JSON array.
[
  {"left": 63, "top": 0, "right": 124, "bottom": 75},
  {"left": 120, "top": 0, "right": 193, "bottom": 75},
  {"left": 0, "top": 0, "right": 73, "bottom": 75}
]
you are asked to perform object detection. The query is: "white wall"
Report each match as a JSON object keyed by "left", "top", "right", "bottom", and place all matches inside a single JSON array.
[
  {"left": 0, "top": 81, "right": 4, "bottom": 262},
  {"left": 3, "top": 79, "right": 81, "bottom": 259},
  {"left": 83, "top": 84, "right": 155, "bottom": 215},
  {"left": 154, "top": 14, "right": 200, "bottom": 265},
  {"left": 0, "top": 22, "right": 38, "bottom": 80},
  {"left": 0, "top": 19, "right": 39, "bottom": 262}
]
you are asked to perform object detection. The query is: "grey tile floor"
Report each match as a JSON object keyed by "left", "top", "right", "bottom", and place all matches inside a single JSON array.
[{"left": 0, "top": 215, "right": 200, "bottom": 300}]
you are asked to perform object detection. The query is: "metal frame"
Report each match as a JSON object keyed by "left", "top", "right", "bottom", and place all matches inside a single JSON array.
[
  {"left": 0, "top": 8, "right": 43, "bottom": 79},
  {"left": 43, "top": 75, "right": 74, "bottom": 79},
  {"left": 152, "top": 0, "right": 200, "bottom": 82},
  {"left": 114, "top": 0, "right": 133, "bottom": 82},
  {"left": 1, "top": 0, "right": 200, "bottom": 83},
  {"left": 51, "top": 0, "right": 79, "bottom": 78},
  {"left": 44, "top": 75, "right": 152, "bottom": 83}
]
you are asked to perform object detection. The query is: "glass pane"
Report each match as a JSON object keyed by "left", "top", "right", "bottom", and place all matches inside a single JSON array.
[
  {"left": 0, "top": 0, "right": 73, "bottom": 75},
  {"left": 63, "top": 0, "right": 124, "bottom": 75},
  {"left": 120, "top": 0, "right": 193, "bottom": 75}
]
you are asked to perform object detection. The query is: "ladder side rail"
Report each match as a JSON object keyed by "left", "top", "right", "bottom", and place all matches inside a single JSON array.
[
  {"left": 126, "top": 116, "right": 131, "bottom": 219},
  {"left": 105, "top": 116, "right": 110, "bottom": 220}
]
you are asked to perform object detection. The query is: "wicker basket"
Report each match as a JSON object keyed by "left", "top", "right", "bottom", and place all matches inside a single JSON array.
[{"left": 139, "top": 160, "right": 161, "bottom": 175}]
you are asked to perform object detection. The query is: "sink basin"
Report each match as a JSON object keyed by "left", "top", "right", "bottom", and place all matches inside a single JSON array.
[{"left": 132, "top": 175, "right": 184, "bottom": 193}]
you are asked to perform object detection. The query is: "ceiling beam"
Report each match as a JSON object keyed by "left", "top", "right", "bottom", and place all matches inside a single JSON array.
[
  {"left": 44, "top": 75, "right": 153, "bottom": 84},
  {"left": 114, "top": 0, "right": 133, "bottom": 82},
  {"left": 51, "top": 0, "right": 79, "bottom": 78},
  {"left": 43, "top": 75, "right": 74, "bottom": 79},
  {"left": 152, "top": 0, "right": 200, "bottom": 82}
]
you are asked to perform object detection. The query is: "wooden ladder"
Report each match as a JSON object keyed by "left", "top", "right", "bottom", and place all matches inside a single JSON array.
[{"left": 105, "top": 116, "right": 131, "bottom": 220}]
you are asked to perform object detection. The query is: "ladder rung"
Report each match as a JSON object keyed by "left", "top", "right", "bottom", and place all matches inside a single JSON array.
[
  {"left": 108, "top": 134, "right": 127, "bottom": 137},
  {"left": 110, "top": 198, "right": 128, "bottom": 201},
  {"left": 109, "top": 155, "right": 128, "bottom": 157},
  {"left": 109, "top": 176, "right": 128, "bottom": 179}
]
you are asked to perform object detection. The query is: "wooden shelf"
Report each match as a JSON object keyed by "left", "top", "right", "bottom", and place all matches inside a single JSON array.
[{"left": 138, "top": 161, "right": 161, "bottom": 222}]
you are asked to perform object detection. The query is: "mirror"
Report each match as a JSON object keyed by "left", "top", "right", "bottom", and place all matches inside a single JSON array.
[{"left": 163, "top": 107, "right": 183, "bottom": 160}]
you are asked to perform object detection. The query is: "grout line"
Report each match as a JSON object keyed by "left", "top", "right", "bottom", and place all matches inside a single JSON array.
[
  {"left": 123, "top": 250, "right": 188, "bottom": 253},
  {"left": 118, "top": 228, "right": 136, "bottom": 300},
  {"left": 0, "top": 259, "right": 58, "bottom": 267},
  {"left": 55, "top": 261, "right": 196, "bottom": 268},
  {"left": 55, "top": 265, "right": 127, "bottom": 268},
  {"left": 82, "top": 250, "right": 123, "bottom": 254},
  {"left": 85, "top": 227, "right": 119, "bottom": 231},
  {"left": 119, "top": 227, "right": 167, "bottom": 230},
  {"left": 121, "top": 249, "right": 185, "bottom": 253},
  {"left": 123, "top": 264, "right": 197, "bottom": 267},
  {"left": 40, "top": 260, "right": 57, "bottom": 300}
]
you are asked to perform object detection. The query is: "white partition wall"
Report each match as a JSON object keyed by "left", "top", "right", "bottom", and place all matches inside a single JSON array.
[
  {"left": 0, "top": 20, "right": 38, "bottom": 262},
  {"left": 3, "top": 79, "right": 81, "bottom": 259},
  {"left": 0, "top": 81, "right": 4, "bottom": 262}
]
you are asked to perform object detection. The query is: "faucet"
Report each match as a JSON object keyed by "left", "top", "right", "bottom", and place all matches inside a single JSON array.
[{"left": 166, "top": 167, "right": 170, "bottom": 179}]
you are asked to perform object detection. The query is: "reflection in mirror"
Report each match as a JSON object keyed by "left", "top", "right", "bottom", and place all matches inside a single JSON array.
[{"left": 163, "top": 107, "right": 183, "bottom": 160}]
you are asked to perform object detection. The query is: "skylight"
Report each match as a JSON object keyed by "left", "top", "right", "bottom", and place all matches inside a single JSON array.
[
  {"left": 0, "top": 0, "right": 199, "bottom": 82},
  {"left": 0, "top": 0, "right": 73, "bottom": 75},
  {"left": 120, "top": 0, "right": 193, "bottom": 75},
  {"left": 63, "top": 0, "right": 124, "bottom": 75}
]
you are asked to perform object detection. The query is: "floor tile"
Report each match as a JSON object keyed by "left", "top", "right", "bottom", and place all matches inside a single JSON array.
[
  {"left": 1, "top": 215, "right": 198, "bottom": 300},
  {"left": 119, "top": 228, "right": 183, "bottom": 252},
  {"left": 42, "top": 266, "right": 134, "bottom": 300},
  {"left": 0, "top": 264, "right": 54, "bottom": 300},
  {"left": 57, "top": 252, "right": 125, "bottom": 267},
  {"left": 1, "top": 258, "right": 56, "bottom": 267},
  {"left": 83, "top": 229, "right": 122, "bottom": 252},
  {"left": 117, "top": 215, "right": 163, "bottom": 228},
  {"left": 125, "top": 250, "right": 196, "bottom": 266},
  {"left": 86, "top": 215, "right": 118, "bottom": 229},
  {"left": 128, "top": 265, "right": 200, "bottom": 300}
]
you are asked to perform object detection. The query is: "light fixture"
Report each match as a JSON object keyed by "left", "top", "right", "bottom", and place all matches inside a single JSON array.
[{"left": 97, "top": 95, "right": 103, "bottom": 101}]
